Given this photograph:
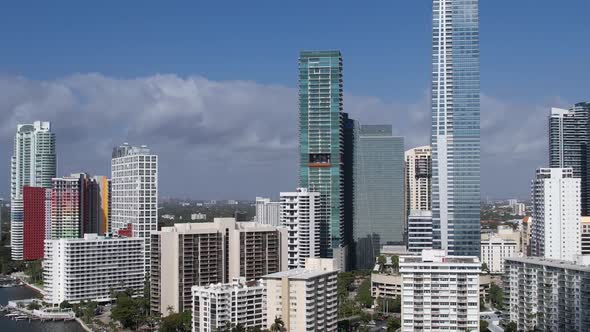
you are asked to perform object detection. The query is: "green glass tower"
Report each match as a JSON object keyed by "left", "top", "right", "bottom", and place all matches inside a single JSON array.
[{"left": 298, "top": 50, "right": 346, "bottom": 266}]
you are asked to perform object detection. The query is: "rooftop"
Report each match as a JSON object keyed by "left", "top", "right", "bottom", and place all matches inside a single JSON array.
[
  {"left": 505, "top": 256, "right": 590, "bottom": 272},
  {"left": 263, "top": 268, "right": 336, "bottom": 280}
]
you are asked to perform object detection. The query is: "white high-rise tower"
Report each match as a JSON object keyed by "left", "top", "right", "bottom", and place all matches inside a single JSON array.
[{"left": 10, "top": 121, "right": 56, "bottom": 260}]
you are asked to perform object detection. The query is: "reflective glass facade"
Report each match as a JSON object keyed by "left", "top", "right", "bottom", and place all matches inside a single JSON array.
[
  {"left": 298, "top": 51, "right": 344, "bottom": 260},
  {"left": 431, "top": 0, "right": 481, "bottom": 256},
  {"left": 353, "top": 124, "right": 404, "bottom": 269}
]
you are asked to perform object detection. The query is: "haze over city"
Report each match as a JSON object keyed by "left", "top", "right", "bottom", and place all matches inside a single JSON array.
[{"left": 1, "top": 0, "right": 589, "bottom": 199}]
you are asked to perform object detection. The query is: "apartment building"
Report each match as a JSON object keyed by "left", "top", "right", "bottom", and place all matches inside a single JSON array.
[
  {"left": 504, "top": 256, "right": 590, "bottom": 331},
  {"left": 192, "top": 278, "right": 266, "bottom": 332},
  {"left": 263, "top": 267, "right": 338, "bottom": 332},
  {"left": 581, "top": 217, "right": 590, "bottom": 255},
  {"left": 400, "top": 250, "right": 481, "bottom": 332},
  {"left": 279, "top": 188, "right": 321, "bottom": 269},
  {"left": 43, "top": 234, "right": 144, "bottom": 304},
  {"left": 480, "top": 235, "right": 518, "bottom": 274},
  {"left": 255, "top": 197, "right": 280, "bottom": 226},
  {"left": 150, "top": 218, "right": 287, "bottom": 315},
  {"left": 407, "top": 210, "right": 433, "bottom": 253}
]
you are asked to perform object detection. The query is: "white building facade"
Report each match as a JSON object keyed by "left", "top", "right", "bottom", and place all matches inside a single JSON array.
[
  {"left": 279, "top": 188, "right": 321, "bottom": 269},
  {"left": 263, "top": 267, "right": 338, "bottom": 332},
  {"left": 255, "top": 197, "right": 280, "bottom": 226},
  {"left": 480, "top": 235, "right": 518, "bottom": 274},
  {"left": 531, "top": 168, "right": 581, "bottom": 261},
  {"left": 43, "top": 234, "right": 144, "bottom": 304},
  {"left": 11, "top": 121, "right": 56, "bottom": 260},
  {"left": 111, "top": 144, "right": 158, "bottom": 270},
  {"left": 192, "top": 279, "right": 266, "bottom": 332},
  {"left": 400, "top": 250, "right": 480, "bottom": 332}
]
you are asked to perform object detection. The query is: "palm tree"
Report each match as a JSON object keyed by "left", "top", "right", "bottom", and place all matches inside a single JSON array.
[{"left": 270, "top": 317, "right": 285, "bottom": 332}]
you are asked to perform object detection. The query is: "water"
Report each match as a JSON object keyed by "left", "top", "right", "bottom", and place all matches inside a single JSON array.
[{"left": 0, "top": 286, "right": 85, "bottom": 332}]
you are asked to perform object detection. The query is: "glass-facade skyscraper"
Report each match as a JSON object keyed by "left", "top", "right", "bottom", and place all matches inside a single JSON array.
[
  {"left": 353, "top": 124, "right": 404, "bottom": 269},
  {"left": 298, "top": 50, "right": 348, "bottom": 268},
  {"left": 431, "top": 0, "right": 481, "bottom": 256},
  {"left": 549, "top": 102, "right": 590, "bottom": 215}
]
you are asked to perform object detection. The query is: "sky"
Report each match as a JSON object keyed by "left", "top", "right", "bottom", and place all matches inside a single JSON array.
[{"left": 0, "top": 1, "right": 589, "bottom": 200}]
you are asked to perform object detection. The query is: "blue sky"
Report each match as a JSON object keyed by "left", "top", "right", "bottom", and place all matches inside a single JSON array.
[{"left": 0, "top": 1, "right": 589, "bottom": 199}]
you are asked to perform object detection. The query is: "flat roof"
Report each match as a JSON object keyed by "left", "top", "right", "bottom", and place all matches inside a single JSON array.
[
  {"left": 263, "top": 268, "right": 336, "bottom": 280},
  {"left": 505, "top": 256, "right": 590, "bottom": 272}
]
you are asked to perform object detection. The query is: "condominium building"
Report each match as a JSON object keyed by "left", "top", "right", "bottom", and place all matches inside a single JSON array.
[
  {"left": 23, "top": 186, "right": 51, "bottom": 260},
  {"left": 298, "top": 50, "right": 352, "bottom": 268},
  {"left": 353, "top": 124, "right": 405, "bottom": 269},
  {"left": 520, "top": 216, "right": 532, "bottom": 255},
  {"left": 280, "top": 188, "right": 320, "bottom": 269},
  {"left": 407, "top": 210, "right": 433, "bottom": 253},
  {"left": 150, "top": 219, "right": 287, "bottom": 315},
  {"left": 480, "top": 235, "right": 518, "bottom": 274},
  {"left": 400, "top": 250, "right": 481, "bottom": 332},
  {"left": 43, "top": 234, "right": 144, "bottom": 305},
  {"left": 11, "top": 121, "right": 56, "bottom": 260},
  {"left": 431, "top": 0, "right": 481, "bottom": 256},
  {"left": 405, "top": 146, "right": 432, "bottom": 213},
  {"left": 581, "top": 217, "right": 590, "bottom": 255},
  {"left": 263, "top": 267, "right": 338, "bottom": 332},
  {"left": 255, "top": 197, "right": 280, "bottom": 226},
  {"left": 549, "top": 103, "right": 590, "bottom": 215},
  {"left": 531, "top": 168, "right": 581, "bottom": 261},
  {"left": 504, "top": 256, "right": 590, "bottom": 331},
  {"left": 51, "top": 173, "right": 110, "bottom": 239},
  {"left": 192, "top": 278, "right": 266, "bottom": 332},
  {"left": 111, "top": 144, "right": 158, "bottom": 269}
]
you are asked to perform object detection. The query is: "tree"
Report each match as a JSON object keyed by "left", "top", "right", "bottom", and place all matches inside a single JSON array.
[
  {"left": 376, "top": 296, "right": 401, "bottom": 313},
  {"left": 355, "top": 278, "right": 373, "bottom": 308},
  {"left": 489, "top": 283, "right": 504, "bottom": 309},
  {"left": 391, "top": 255, "right": 399, "bottom": 271},
  {"left": 504, "top": 321, "right": 517, "bottom": 332},
  {"left": 111, "top": 293, "right": 143, "bottom": 329},
  {"left": 481, "top": 262, "right": 490, "bottom": 274},
  {"left": 27, "top": 302, "right": 41, "bottom": 310},
  {"left": 386, "top": 317, "right": 401, "bottom": 332},
  {"left": 60, "top": 301, "right": 72, "bottom": 309},
  {"left": 480, "top": 320, "right": 489, "bottom": 332},
  {"left": 377, "top": 255, "right": 387, "bottom": 267},
  {"left": 337, "top": 272, "right": 355, "bottom": 299},
  {"left": 160, "top": 311, "right": 191, "bottom": 332},
  {"left": 269, "top": 317, "right": 286, "bottom": 332}
]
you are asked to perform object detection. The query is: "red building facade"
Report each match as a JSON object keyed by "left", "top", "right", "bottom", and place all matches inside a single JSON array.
[{"left": 23, "top": 186, "right": 50, "bottom": 260}]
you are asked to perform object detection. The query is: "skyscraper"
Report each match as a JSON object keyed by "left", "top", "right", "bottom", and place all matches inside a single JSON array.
[
  {"left": 353, "top": 124, "right": 404, "bottom": 269},
  {"left": 23, "top": 186, "right": 51, "bottom": 260},
  {"left": 10, "top": 121, "right": 56, "bottom": 260},
  {"left": 298, "top": 50, "right": 348, "bottom": 268},
  {"left": 549, "top": 103, "right": 590, "bottom": 215},
  {"left": 255, "top": 197, "right": 280, "bottom": 226},
  {"left": 405, "top": 146, "right": 432, "bottom": 213},
  {"left": 531, "top": 168, "right": 581, "bottom": 261},
  {"left": 431, "top": 0, "right": 481, "bottom": 256},
  {"left": 111, "top": 144, "right": 158, "bottom": 270}
]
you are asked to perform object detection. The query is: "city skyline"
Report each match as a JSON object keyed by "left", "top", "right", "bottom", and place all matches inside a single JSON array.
[{"left": 0, "top": 2, "right": 589, "bottom": 200}]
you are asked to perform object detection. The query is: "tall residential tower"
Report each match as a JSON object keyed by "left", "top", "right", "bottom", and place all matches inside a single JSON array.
[
  {"left": 298, "top": 50, "right": 349, "bottom": 269},
  {"left": 10, "top": 121, "right": 56, "bottom": 260},
  {"left": 431, "top": 0, "right": 481, "bottom": 256}
]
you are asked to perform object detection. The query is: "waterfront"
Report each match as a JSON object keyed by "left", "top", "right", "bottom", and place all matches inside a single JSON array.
[{"left": 0, "top": 286, "right": 85, "bottom": 332}]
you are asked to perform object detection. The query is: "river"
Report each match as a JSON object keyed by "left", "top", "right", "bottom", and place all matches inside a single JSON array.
[{"left": 0, "top": 286, "right": 85, "bottom": 332}]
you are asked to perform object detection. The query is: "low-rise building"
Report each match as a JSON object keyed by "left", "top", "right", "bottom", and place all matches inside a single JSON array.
[
  {"left": 192, "top": 278, "right": 266, "bottom": 332},
  {"left": 263, "top": 265, "right": 338, "bottom": 332},
  {"left": 400, "top": 250, "right": 480, "bottom": 332},
  {"left": 504, "top": 256, "right": 590, "bottom": 331},
  {"left": 43, "top": 234, "right": 144, "bottom": 304},
  {"left": 190, "top": 213, "right": 207, "bottom": 221},
  {"left": 150, "top": 218, "right": 287, "bottom": 315}
]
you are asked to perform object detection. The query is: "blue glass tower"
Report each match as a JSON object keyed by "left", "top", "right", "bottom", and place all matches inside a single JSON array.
[{"left": 431, "top": 0, "right": 481, "bottom": 256}]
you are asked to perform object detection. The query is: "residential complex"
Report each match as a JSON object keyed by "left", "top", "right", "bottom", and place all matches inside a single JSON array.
[
  {"left": 280, "top": 188, "right": 321, "bottom": 269},
  {"left": 255, "top": 197, "right": 280, "bottom": 226},
  {"left": 298, "top": 50, "right": 351, "bottom": 268},
  {"left": 531, "top": 168, "right": 581, "bottom": 261},
  {"left": 504, "top": 256, "right": 590, "bottom": 331},
  {"left": 11, "top": 121, "right": 56, "bottom": 260},
  {"left": 430, "top": 0, "right": 481, "bottom": 256},
  {"left": 581, "top": 217, "right": 590, "bottom": 255},
  {"left": 400, "top": 250, "right": 481, "bottom": 332},
  {"left": 405, "top": 146, "right": 432, "bottom": 213},
  {"left": 150, "top": 219, "right": 287, "bottom": 315},
  {"left": 111, "top": 144, "right": 158, "bottom": 269},
  {"left": 480, "top": 234, "right": 518, "bottom": 274},
  {"left": 192, "top": 278, "right": 266, "bottom": 332},
  {"left": 23, "top": 186, "right": 51, "bottom": 260},
  {"left": 407, "top": 210, "right": 433, "bottom": 253},
  {"left": 43, "top": 234, "right": 144, "bottom": 304},
  {"left": 520, "top": 216, "right": 532, "bottom": 255},
  {"left": 353, "top": 124, "right": 404, "bottom": 269},
  {"left": 263, "top": 267, "right": 338, "bottom": 332},
  {"left": 549, "top": 103, "right": 590, "bottom": 215}
]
